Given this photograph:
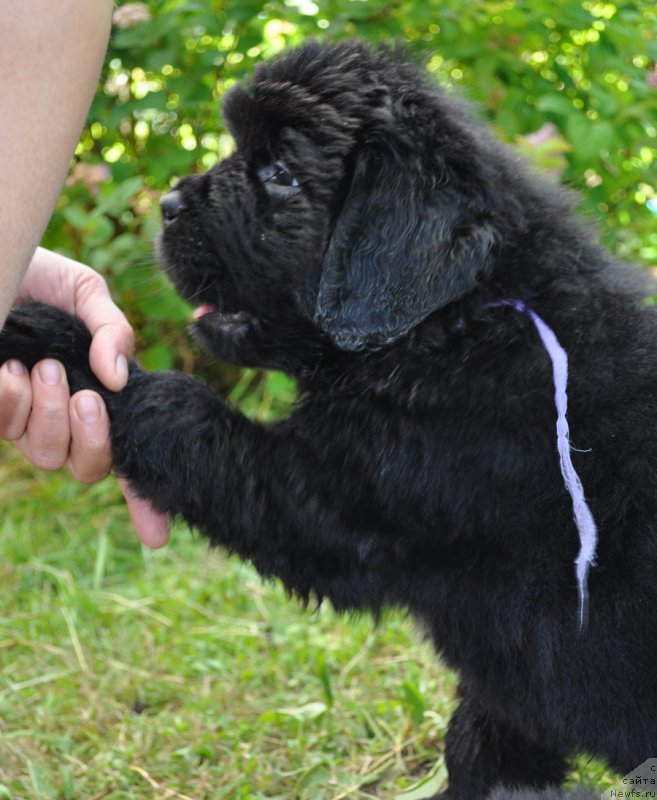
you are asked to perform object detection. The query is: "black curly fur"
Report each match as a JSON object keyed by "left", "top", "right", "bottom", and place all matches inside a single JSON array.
[{"left": 2, "top": 40, "right": 654, "bottom": 797}]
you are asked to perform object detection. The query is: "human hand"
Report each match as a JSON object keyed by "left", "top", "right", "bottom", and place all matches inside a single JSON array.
[{"left": 0, "top": 248, "right": 170, "bottom": 548}]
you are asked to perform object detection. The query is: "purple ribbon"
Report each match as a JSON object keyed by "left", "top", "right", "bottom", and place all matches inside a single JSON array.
[{"left": 491, "top": 300, "right": 597, "bottom": 629}]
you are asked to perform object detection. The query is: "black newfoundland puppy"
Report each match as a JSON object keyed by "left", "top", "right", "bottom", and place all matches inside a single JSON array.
[{"left": 1, "top": 40, "right": 654, "bottom": 797}]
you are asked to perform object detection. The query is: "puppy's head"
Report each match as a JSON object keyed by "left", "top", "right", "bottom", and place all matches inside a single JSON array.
[{"left": 158, "top": 40, "right": 505, "bottom": 356}]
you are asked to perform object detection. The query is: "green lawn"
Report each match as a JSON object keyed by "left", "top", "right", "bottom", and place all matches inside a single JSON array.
[{"left": 0, "top": 427, "right": 612, "bottom": 799}]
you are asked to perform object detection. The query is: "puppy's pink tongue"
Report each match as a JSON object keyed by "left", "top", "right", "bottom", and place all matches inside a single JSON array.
[{"left": 192, "top": 304, "right": 214, "bottom": 320}]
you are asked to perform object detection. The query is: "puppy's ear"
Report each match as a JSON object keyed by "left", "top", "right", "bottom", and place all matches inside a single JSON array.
[{"left": 315, "top": 143, "right": 497, "bottom": 350}]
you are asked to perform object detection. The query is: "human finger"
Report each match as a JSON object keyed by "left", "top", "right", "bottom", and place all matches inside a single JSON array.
[
  {"left": 15, "top": 359, "right": 71, "bottom": 470},
  {"left": 72, "top": 267, "right": 133, "bottom": 392},
  {"left": 117, "top": 477, "right": 171, "bottom": 549},
  {"left": 0, "top": 360, "right": 32, "bottom": 440},
  {"left": 67, "top": 391, "right": 113, "bottom": 483}
]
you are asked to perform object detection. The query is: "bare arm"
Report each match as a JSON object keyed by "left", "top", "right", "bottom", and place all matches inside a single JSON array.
[{"left": 0, "top": 0, "right": 114, "bottom": 325}]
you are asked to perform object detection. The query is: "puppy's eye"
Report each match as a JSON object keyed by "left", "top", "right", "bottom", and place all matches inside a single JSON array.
[{"left": 257, "top": 161, "right": 300, "bottom": 190}]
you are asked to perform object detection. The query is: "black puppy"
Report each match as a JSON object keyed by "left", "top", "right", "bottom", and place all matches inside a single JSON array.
[{"left": 2, "top": 40, "right": 655, "bottom": 798}]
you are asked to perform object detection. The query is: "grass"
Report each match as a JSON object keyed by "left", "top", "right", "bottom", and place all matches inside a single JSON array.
[{"left": 0, "top": 372, "right": 616, "bottom": 798}]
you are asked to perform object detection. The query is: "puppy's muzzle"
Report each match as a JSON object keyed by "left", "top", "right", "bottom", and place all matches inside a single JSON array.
[{"left": 160, "top": 189, "right": 186, "bottom": 224}]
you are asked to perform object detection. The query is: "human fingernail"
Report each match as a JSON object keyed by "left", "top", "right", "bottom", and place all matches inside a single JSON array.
[
  {"left": 38, "top": 360, "right": 63, "bottom": 386},
  {"left": 75, "top": 393, "right": 102, "bottom": 424},
  {"left": 6, "top": 360, "right": 27, "bottom": 376},
  {"left": 116, "top": 354, "right": 129, "bottom": 386}
]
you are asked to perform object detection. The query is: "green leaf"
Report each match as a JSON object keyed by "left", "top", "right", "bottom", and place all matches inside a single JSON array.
[
  {"left": 96, "top": 176, "right": 144, "bottom": 217},
  {"left": 60, "top": 767, "right": 74, "bottom": 800},
  {"left": 535, "top": 94, "right": 574, "bottom": 118},
  {"left": 401, "top": 679, "right": 426, "bottom": 726},
  {"left": 316, "top": 652, "right": 334, "bottom": 706},
  {"left": 61, "top": 204, "right": 93, "bottom": 229},
  {"left": 588, "top": 85, "right": 621, "bottom": 118},
  {"left": 276, "top": 701, "right": 327, "bottom": 722},
  {"left": 294, "top": 763, "right": 331, "bottom": 798},
  {"left": 140, "top": 342, "right": 175, "bottom": 370},
  {"left": 396, "top": 760, "right": 447, "bottom": 799},
  {"left": 84, "top": 215, "right": 115, "bottom": 247},
  {"left": 26, "top": 760, "right": 56, "bottom": 800},
  {"left": 566, "top": 114, "right": 615, "bottom": 164}
]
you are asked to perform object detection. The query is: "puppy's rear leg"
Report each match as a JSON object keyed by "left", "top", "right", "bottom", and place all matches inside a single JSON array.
[{"left": 428, "top": 688, "right": 569, "bottom": 800}]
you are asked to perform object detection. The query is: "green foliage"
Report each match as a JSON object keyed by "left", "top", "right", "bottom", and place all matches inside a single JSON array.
[{"left": 41, "top": 0, "right": 657, "bottom": 381}]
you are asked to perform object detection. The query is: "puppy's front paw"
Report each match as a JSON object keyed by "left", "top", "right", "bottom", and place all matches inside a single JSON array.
[{"left": 0, "top": 303, "right": 100, "bottom": 395}]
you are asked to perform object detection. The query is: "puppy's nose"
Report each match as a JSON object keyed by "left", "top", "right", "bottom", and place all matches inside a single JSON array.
[{"left": 160, "top": 189, "right": 186, "bottom": 223}]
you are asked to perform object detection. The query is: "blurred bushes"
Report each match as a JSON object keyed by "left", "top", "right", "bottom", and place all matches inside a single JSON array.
[{"left": 41, "top": 0, "right": 657, "bottom": 379}]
